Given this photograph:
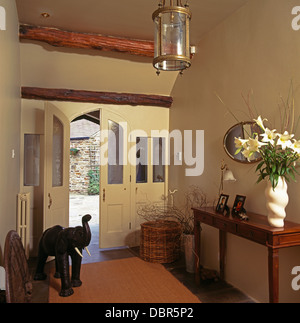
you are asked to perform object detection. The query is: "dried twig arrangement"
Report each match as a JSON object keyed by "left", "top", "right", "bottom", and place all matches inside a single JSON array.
[{"left": 138, "top": 185, "right": 209, "bottom": 234}]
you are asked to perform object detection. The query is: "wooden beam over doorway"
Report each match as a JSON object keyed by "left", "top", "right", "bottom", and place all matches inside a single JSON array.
[
  {"left": 21, "top": 87, "right": 173, "bottom": 108},
  {"left": 19, "top": 24, "right": 155, "bottom": 58}
]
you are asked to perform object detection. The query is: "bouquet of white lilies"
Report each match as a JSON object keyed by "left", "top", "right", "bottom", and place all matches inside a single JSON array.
[{"left": 235, "top": 116, "right": 300, "bottom": 190}]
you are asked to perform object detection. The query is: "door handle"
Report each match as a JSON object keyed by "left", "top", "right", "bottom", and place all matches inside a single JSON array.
[
  {"left": 48, "top": 193, "right": 53, "bottom": 209},
  {"left": 103, "top": 189, "right": 106, "bottom": 202}
]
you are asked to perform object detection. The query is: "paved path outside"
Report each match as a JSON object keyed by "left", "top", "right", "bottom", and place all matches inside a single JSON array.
[
  {"left": 69, "top": 194, "right": 99, "bottom": 248},
  {"left": 69, "top": 194, "right": 99, "bottom": 226}
]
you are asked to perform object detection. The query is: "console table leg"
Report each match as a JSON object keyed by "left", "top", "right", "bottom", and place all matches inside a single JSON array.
[
  {"left": 268, "top": 247, "right": 279, "bottom": 303},
  {"left": 219, "top": 230, "right": 226, "bottom": 280},
  {"left": 194, "top": 221, "right": 202, "bottom": 284}
]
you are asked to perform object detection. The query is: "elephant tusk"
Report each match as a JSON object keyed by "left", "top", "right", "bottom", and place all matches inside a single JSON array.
[
  {"left": 75, "top": 247, "right": 83, "bottom": 258},
  {"left": 85, "top": 247, "right": 91, "bottom": 257}
]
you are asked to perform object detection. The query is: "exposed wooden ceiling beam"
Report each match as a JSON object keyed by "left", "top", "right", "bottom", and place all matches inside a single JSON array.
[
  {"left": 19, "top": 24, "right": 154, "bottom": 58},
  {"left": 21, "top": 87, "right": 173, "bottom": 108}
]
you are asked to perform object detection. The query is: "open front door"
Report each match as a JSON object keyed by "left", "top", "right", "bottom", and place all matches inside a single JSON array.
[
  {"left": 99, "top": 111, "right": 131, "bottom": 248},
  {"left": 44, "top": 103, "right": 70, "bottom": 231}
]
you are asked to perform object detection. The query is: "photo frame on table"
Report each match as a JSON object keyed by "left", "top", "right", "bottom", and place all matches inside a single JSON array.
[
  {"left": 216, "top": 194, "right": 229, "bottom": 214},
  {"left": 231, "top": 195, "right": 246, "bottom": 217}
]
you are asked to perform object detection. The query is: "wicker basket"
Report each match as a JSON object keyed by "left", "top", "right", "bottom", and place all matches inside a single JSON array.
[{"left": 140, "top": 220, "right": 182, "bottom": 264}]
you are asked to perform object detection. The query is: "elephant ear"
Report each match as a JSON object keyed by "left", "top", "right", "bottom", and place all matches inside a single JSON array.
[{"left": 56, "top": 231, "right": 69, "bottom": 254}]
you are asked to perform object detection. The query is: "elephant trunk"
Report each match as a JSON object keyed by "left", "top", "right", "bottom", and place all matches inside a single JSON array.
[{"left": 82, "top": 214, "right": 92, "bottom": 247}]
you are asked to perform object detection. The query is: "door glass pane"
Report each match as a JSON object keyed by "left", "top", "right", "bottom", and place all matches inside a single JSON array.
[
  {"left": 24, "top": 134, "right": 40, "bottom": 186},
  {"left": 52, "top": 116, "right": 64, "bottom": 187},
  {"left": 108, "top": 120, "right": 123, "bottom": 184},
  {"left": 136, "top": 137, "right": 148, "bottom": 183},
  {"left": 153, "top": 137, "right": 165, "bottom": 183}
]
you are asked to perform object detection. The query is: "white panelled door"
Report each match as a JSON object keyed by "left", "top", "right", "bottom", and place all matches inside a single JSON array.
[
  {"left": 44, "top": 103, "right": 70, "bottom": 231},
  {"left": 99, "top": 111, "right": 131, "bottom": 248}
]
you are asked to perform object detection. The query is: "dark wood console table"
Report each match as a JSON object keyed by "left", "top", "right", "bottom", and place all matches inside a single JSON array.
[{"left": 193, "top": 207, "right": 300, "bottom": 303}]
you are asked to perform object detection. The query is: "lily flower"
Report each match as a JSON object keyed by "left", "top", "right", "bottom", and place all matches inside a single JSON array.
[
  {"left": 254, "top": 116, "right": 268, "bottom": 131},
  {"left": 247, "top": 136, "right": 267, "bottom": 153},
  {"left": 260, "top": 128, "right": 277, "bottom": 145},
  {"left": 277, "top": 131, "right": 294, "bottom": 150},
  {"left": 242, "top": 147, "right": 256, "bottom": 162},
  {"left": 234, "top": 137, "right": 248, "bottom": 149},
  {"left": 291, "top": 140, "right": 300, "bottom": 155}
]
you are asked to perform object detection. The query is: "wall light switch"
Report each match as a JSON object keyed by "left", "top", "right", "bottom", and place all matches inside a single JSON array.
[
  {"left": 11, "top": 149, "right": 15, "bottom": 159},
  {"left": 177, "top": 152, "right": 182, "bottom": 162}
]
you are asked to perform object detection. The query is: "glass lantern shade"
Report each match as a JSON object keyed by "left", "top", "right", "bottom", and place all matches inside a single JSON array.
[{"left": 153, "top": 4, "right": 191, "bottom": 72}]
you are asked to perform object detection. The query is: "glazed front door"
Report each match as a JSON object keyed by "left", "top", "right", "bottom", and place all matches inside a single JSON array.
[
  {"left": 44, "top": 103, "right": 70, "bottom": 231},
  {"left": 132, "top": 134, "right": 168, "bottom": 246},
  {"left": 99, "top": 111, "right": 131, "bottom": 248}
]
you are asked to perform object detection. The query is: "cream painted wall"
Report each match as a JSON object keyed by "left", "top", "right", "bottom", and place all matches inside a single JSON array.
[
  {"left": 20, "top": 41, "right": 178, "bottom": 96},
  {"left": 169, "top": 0, "right": 300, "bottom": 303},
  {"left": 0, "top": 0, "right": 21, "bottom": 264}
]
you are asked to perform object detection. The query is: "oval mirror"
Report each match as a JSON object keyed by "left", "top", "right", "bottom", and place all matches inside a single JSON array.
[{"left": 224, "top": 121, "right": 262, "bottom": 164}]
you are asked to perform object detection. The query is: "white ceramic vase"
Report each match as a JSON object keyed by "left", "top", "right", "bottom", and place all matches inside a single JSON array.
[{"left": 265, "top": 176, "right": 289, "bottom": 228}]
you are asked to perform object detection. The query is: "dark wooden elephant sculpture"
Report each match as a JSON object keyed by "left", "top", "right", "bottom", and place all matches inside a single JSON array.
[{"left": 34, "top": 214, "right": 92, "bottom": 297}]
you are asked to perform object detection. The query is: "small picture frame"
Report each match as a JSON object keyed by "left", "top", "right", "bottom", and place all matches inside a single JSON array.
[
  {"left": 216, "top": 194, "right": 229, "bottom": 214},
  {"left": 232, "top": 195, "right": 246, "bottom": 216}
]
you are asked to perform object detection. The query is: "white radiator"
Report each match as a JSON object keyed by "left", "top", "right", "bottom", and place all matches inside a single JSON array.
[{"left": 17, "top": 193, "right": 30, "bottom": 259}]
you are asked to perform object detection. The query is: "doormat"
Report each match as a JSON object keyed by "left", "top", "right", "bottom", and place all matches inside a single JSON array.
[{"left": 49, "top": 257, "right": 201, "bottom": 303}]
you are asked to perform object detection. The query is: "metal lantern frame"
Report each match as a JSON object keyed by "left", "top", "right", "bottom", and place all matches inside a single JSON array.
[{"left": 153, "top": 0, "right": 192, "bottom": 74}]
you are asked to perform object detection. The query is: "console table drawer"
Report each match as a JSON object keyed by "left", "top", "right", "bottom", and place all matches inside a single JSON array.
[
  {"left": 197, "top": 213, "right": 213, "bottom": 226},
  {"left": 277, "top": 233, "right": 300, "bottom": 247},
  {"left": 214, "top": 218, "right": 236, "bottom": 233},
  {"left": 237, "top": 225, "right": 267, "bottom": 244}
]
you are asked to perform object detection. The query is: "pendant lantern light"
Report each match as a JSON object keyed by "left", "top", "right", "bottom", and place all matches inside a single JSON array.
[{"left": 152, "top": 0, "right": 192, "bottom": 75}]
